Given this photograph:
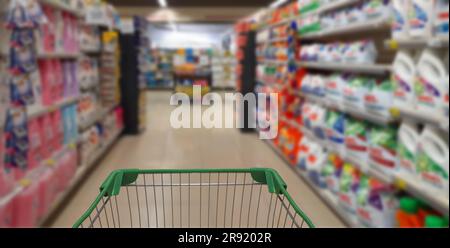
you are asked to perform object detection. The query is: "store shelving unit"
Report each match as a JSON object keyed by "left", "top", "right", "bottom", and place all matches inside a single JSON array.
[
  {"left": 261, "top": 135, "right": 360, "bottom": 228},
  {"left": 294, "top": 120, "right": 450, "bottom": 216},
  {"left": 297, "top": 61, "right": 392, "bottom": 74},
  {"left": 300, "top": 17, "right": 391, "bottom": 40},
  {"left": 391, "top": 106, "right": 449, "bottom": 133},
  {"left": 385, "top": 38, "right": 450, "bottom": 50},
  {"left": 78, "top": 105, "right": 117, "bottom": 132},
  {"left": 36, "top": 52, "right": 81, "bottom": 60},
  {"left": 297, "top": 92, "right": 398, "bottom": 126},
  {"left": 304, "top": 0, "right": 361, "bottom": 16},
  {"left": 38, "top": 127, "right": 123, "bottom": 226},
  {"left": 27, "top": 97, "right": 80, "bottom": 120},
  {"left": 259, "top": 59, "right": 289, "bottom": 66}
]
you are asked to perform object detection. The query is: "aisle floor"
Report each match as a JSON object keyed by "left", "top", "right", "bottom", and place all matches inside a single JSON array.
[{"left": 53, "top": 91, "right": 344, "bottom": 228}]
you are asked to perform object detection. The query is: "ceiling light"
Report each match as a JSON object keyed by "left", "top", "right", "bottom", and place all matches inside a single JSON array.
[
  {"left": 270, "top": 0, "right": 288, "bottom": 8},
  {"left": 158, "top": 0, "right": 167, "bottom": 8}
]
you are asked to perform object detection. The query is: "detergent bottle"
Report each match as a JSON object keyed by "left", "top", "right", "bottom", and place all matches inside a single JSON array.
[
  {"left": 434, "top": 0, "right": 449, "bottom": 38},
  {"left": 392, "top": 0, "right": 412, "bottom": 39},
  {"left": 369, "top": 125, "right": 399, "bottom": 175},
  {"left": 365, "top": 79, "right": 395, "bottom": 117},
  {"left": 325, "top": 73, "right": 346, "bottom": 106},
  {"left": 443, "top": 51, "right": 449, "bottom": 117},
  {"left": 416, "top": 125, "right": 449, "bottom": 193},
  {"left": 397, "top": 121, "right": 421, "bottom": 177},
  {"left": 326, "top": 111, "right": 347, "bottom": 156},
  {"left": 345, "top": 118, "right": 370, "bottom": 166},
  {"left": 310, "top": 105, "right": 327, "bottom": 140},
  {"left": 409, "top": 0, "right": 437, "bottom": 38},
  {"left": 414, "top": 49, "right": 448, "bottom": 114},
  {"left": 393, "top": 51, "right": 417, "bottom": 109},
  {"left": 306, "top": 142, "right": 328, "bottom": 188}
]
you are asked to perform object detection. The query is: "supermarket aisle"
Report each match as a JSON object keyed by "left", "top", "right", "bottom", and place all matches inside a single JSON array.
[{"left": 52, "top": 91, "right": 344, "bottom": 228}]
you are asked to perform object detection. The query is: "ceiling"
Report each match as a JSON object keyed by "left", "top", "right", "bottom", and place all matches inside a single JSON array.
[{"left": 108, "top": 0, "right": 274, "bottom": 7}]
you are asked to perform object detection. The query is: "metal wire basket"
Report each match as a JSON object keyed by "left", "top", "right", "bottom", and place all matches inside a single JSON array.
[{"left": 73, "top": 168, "right": 314, "bottom": 228}]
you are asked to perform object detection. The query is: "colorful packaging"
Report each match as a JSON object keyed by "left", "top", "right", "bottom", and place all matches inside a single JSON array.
[
  {"left": 409, "top": 0, "right": 437, "bottom": 38},
  {"left": 369, "top": 125, "right": 399, "bottom": 174},
  {"left": 416, "top": 126, "right": 449, "bottom": 193},
  {"left": 343, "top": 76, "right": 374, "bottom": 111},
  {"left": 397, "top": 122, "right": 421, "bottom": 177},
  {"left": 364, "top": 79, "right": 395, "bottom": 117},
  {"left": 345, "top": 118, "right": 370, "bottom": 165},
  {"left": 392, "top": 0, "right": 412, "bottom": 39},
  {"left": 321, "top": 154, "right": 344, "bottom": 194},
  {"left": 27, "top": 118, "right": 43, "bottom": 170},
  {"left": 339, "top": 164, "right": 360, "bottom": 215},
  {"left": 325, "top": 74, "right": 346, "bottom": 106},
  {"left": 325, "top": 111, "right": 347, "bottom": 155},
  {"left": 393, "top": 51, "right": 417, "bottom": 109},
  {"left": 356, "top": 177, "right": 399, "bottom": 227},
  {"left": 434, "top": 0, "right": 449, "bottom": 38}
]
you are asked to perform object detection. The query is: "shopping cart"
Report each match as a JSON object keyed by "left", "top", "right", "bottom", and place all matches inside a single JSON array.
[{"left": 73, "top": 168, "right": 314, "bottom": 228}]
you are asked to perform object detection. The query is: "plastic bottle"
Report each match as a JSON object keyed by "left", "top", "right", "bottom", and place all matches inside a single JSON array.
[
  {"left": 414, "top": 49, "right": 448, "bottom": 114},
  {"left": 397, "top": 122, "right": 421, "bottom": 177},
  {"left": 393, "top": 51, "right": 417, "bottom": 109},
  {"left": 409, "top": 0, "right": 437, "bottom": 38},
  {"left": 392, "top": 0, "right": 412, "bottom": 39},
  {"left": 443, "top": 51, "right": 449, "bottom": 117},
  {"left": 416, "top": 125, "right": 449, "bottom": 193},
  {"left": 434, "top": 0, "right": 449, "bottom": 38}
]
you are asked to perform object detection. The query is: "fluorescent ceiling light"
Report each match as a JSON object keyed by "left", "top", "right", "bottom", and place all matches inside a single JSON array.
[
  {"left": 158, "top": 0, "right": 168, "bottom": 8},
  {"left": 270, "top": 0, "right": 288, "bottom": 8}
]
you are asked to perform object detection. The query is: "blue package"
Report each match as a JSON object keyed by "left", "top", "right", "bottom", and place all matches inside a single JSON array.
[
  {"left": 9, "top": 30, "right": 37, "bottom": 75},
  {"left": 6, "top": 0, "right": 46, "bottom": 29},
  {"left": 9, "top": 74, "right": 35, "bottom": 105}
]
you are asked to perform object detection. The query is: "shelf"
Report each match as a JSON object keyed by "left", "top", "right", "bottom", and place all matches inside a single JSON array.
[
  {"left": 27, "top": 97, "right": 79, "bottom": 120},
  {"left": 38, "top": 128, "right": 123, "bottom": 227},
  {"left": 391, "top": 106, "right": 449, "bottom": 132},
  {"left": 257, "top": 37, "right": 289, "bottom": 45},
  {"left": 385, "top": 38, "right": 449, "bottom": 50},
  {"left": 258, "top": 16, "right": 297, "bottom": 31},
  {"left": 37, "top": 52, "right": 81, "bottom": 60},
  {"left": 298, "top": 92, "right": 398, "bottom": 126},
  {"left": 78, "top": 105, "right": 118, "bottom": 132},
  {"left": 261, "top": 137, "right": 359, "bottom": 227},
  {"left": 314, "top": 0, "right": 361, "bottom": 16},
  {"left": 258, "top": 59, "right": 289, "bottom": 66},
  {"left": 297, "top": 61, "right": 392, "bottom": 75},
  {"left": 299, "top": 124, "right": 449, "bottom": 215},
  {"left": 39, "top": 0, "right": 84, "bottom": 18},
  {"left": 394, "top": 172, "right": 449, "bottom": 215},
  {"left": 300, "top": 17, "right": 391, "bottom": 40}
]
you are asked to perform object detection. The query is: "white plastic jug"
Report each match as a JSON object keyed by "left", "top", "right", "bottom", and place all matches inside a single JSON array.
[
  {"left": 417, "top": 126, "right": 449, "bottom": 193},
  {"left": 443, "top": 51, "right": 449, "bottom": 117},
  {"left": 393, "top": 51, "right": 417, "bottom": 109},
  {"left": 393, "top": 0, "right": 412, "bottom": 39},
  {"left": 435, "top": 0, "right": 449, "bottom": 39},
  {"left": 409, "top": 0, "right": 436, "bottom": 38},
  {"left": 415, "top": 49, "right": 448, "bottom": 114},
  {"left": 397, "top": 122, "right": 421, "bottom": 177}
]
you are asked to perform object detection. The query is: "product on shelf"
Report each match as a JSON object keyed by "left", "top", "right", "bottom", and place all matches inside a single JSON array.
[
  {"left": 338, "top": 163, "right": 360, "bottom": 216},
  {"left": 416, "top": 126, "right": 449, "bottom": 193},
  {"left": 397, "top": 121, "right": 421, "bottom": 177},
  {"left": 345, "top": 118, "right": 370, "bottom": 164},
  {"left": 325, "top": 110, "right": 347, "bottom": 155},
  {"left": 78, "top": 55, "right": 99, "bottom": 90},
  {"left": 300, "top": 40, "right": 378, "bottom": 64},
  {"left": 79, "top": 25, "right": 101, "bottom": 52},
  {"left": 435, "top": 0, "right": 449, "bottom": 39},
  {"left": 392, "top": 0, "right": 411, "bottom": 39},
  {"left": 409, "top": 0, "right": 436, "bottom": 38},
  {"left": 12, "top": 180, "right": 39, "bottom": 227},
  {"left": 396, "top": 196, "right": 448, "bottom": 227},
  {"left": 368, "top": 124, "right": 398, "bottom": 174}
]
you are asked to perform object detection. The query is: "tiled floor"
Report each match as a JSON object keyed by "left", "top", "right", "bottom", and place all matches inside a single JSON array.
[{"left": 52, "top": 91, "right": 344, "bottom": 228}]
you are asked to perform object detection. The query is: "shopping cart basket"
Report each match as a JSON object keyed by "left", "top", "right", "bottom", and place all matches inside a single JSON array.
[{"left": 73, "top": 168, "right": 314, "bottom": 228}]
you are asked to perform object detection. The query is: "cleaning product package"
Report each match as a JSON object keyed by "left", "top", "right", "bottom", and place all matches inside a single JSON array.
[
  {"left": 6, "top": 0, "right": 46, "bottom": 29},
  {"left": 343, "top": 76, "right": 373, "bottom": 111},
  {"left": 363, "top": 0, "right": 393, "bottom": 21},
  {"left": 364, "top": 79, "right": 395, "bottom": 117},
  {"left": 434, "top": 0, "right": 449, "bottom": 38},
  {"left": 416, "top": 126, "right": 449, "bottom": 193},
  {"left": 357, "top": 177, "right": 399, "bottom": 228},
  {"left": 9, "top": 29, "right": 37, "bottom": 75},
  {"left": 322, "top": 154, "right": 344, "bottom": 194},
  {"left": 397, "top": 122, "right": 421, "bottom": 177},
  {"left": 325, "top": 111, "right": 347, "bottom": 155},
  {"left": 343, "top": 40, "right": 378, "bottom": 64},
  {"left": 369, "top": 125, "right": 399, "bottom": 175},
  {"left": 414, "top": 49, "right": 448, "bottom": 114},
  {"left": 339, "top": 163, "right": 360, "bottom": 216},
  {"left": 345, "top": 118, "right": 370, "bottom": 166},
  {"left": 393, "top": 51, "right": 417, "bottom": 109},
  {"left": 9, "top": 73, "right": 35, "bottom": 106},
  {"left": 392, "top": 0, "right": 412, "bottom": 39},
  {"left": 409, "top": 0, "right": 437, "bottom": 37},
  {"left": 325, "top": 73, "right": 346, "bottom": 106}
]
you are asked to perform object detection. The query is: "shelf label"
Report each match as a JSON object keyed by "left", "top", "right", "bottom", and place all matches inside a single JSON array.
[
  {"left": 387, "top": 40, "right": 399, "bottom": 50},
  {"left": 394, "top": 178, "right": 408, "bottom": 190},
  {"left": 19, "top": 179, "right": 32, "bottom": 187},
  {"left": 389, "top": 107, "right": 401, "bottom": 118}
]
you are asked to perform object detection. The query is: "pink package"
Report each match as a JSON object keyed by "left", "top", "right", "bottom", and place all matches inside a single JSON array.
[
  {"left": 52, "top": 60, "right": 64, "bottom": 102},
  {"left": 63, "top": 150, "right": 77, "bottom": 184},
  {"left": 70, "top": 62, "right": 79, "bottom": 97},
  {"left": 0, "top": 194, "right": 14, "bottom": 228},
  {"left": 27, "top": 119, "right": 44, "bottom": 170},
  {"left": 0, "top": 168, "right": 14, "bottom": 198},
  {"left": 62, "top": 61, "right": 71, "bottom": 98},
  {"left": 38, "top": 60, "right": 54, "bottom": 106},
  {"left": 41, "top": 114, "right": 55, "bottom": 159},
  {"left": 51, "top": 110, "right": 64, "bottom": 151},
  {"left": 12, "top": 182, "right": 40, "bottom": 227},
  {"left": 40, "top": 6, "right": 56, "bottom": 53},
  {"left": 37, "top": 168, "right": 58, "bottom": 219},
  {"left": 115, "top": 107, "right": 124, "bottom": 129}
]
